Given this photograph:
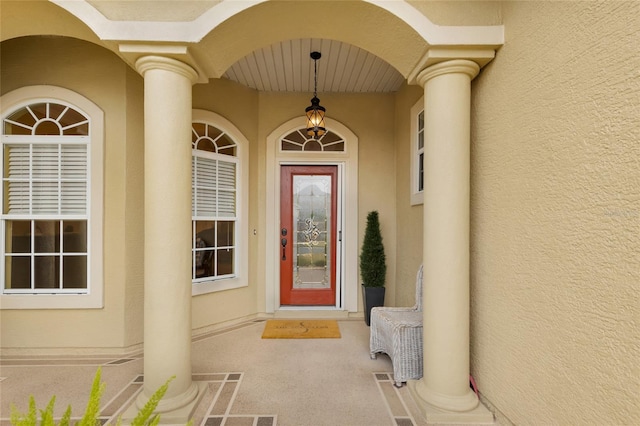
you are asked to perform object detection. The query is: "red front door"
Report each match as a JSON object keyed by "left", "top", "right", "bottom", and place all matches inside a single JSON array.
[{"left": 280, "top": 165, "right": 337, "bottom": 305}]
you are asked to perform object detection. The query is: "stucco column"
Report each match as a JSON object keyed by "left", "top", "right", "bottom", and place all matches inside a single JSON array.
[
  {"left": 409, "top": 59, "right": 493, "bottom": 423},
  {"left": 134, "top": 56, "right": 199, "bottom": 418}
]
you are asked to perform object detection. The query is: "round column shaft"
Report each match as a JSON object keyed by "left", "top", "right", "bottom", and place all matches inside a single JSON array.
[
  {"left": 415, "top": 59, "right": 480, "bottom": 412},
  {"left": 136, "top": 55, "right": 198, "bottom": 413}
]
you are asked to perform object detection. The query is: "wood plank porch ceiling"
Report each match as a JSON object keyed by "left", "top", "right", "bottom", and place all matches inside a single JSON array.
[{"left": 223, "top": 38, "right": 405, "bottom": 93}]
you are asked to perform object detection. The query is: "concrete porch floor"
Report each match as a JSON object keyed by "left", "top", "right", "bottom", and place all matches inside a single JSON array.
[{"left": 0, "top": 319, "right": 499, "bottom": 425}]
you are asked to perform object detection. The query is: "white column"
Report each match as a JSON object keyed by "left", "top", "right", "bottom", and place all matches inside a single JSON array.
[
  {"left": 409, "top": 59, "right": 493, "bottom": 423},
  {"left": 134, "top": 56, "right": 200, "bottom": 419}
]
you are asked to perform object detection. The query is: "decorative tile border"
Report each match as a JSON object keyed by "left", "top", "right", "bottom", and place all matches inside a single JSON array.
[
  {"left": 96, "top": 373, "right": 277, "bottom": 426},
  {"left": 0, "top": 358, "right": 118, "bottom": 367},
  {"left": 0, "top": 353, "right": 142, "bottom": 368},
  {"left": 0, "top": 373, "right": 277, "bottom": 426},
  {"left": 374, "top": 372, "right": 419, "bottom": 426},
  {"left": 105, "top": 358, "right": 136, "bottom": 366},
  {"left": 194, "top": 373, "right": 277, "bottom": 426}
]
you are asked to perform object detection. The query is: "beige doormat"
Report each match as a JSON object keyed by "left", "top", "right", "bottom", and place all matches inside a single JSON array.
[{"left": 261, "top": 320, "right": 341, "bottom": 339}]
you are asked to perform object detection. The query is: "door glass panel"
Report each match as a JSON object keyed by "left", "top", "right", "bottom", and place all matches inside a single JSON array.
[{"left": 293, "top": 175, "right": 331, "bottom": 289}]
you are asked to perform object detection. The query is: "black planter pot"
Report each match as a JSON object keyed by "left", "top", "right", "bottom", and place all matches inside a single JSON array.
[{"left": 362, "top": 285, "right": 386, "bottom": 326}]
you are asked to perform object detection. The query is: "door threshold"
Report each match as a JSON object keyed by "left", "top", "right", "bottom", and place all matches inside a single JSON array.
[
  {"left": 274, "top": 308, "right": 350, "bottom": 319},
  {"left": 278, "top": 306, "right": 341, "bottom": 310}
]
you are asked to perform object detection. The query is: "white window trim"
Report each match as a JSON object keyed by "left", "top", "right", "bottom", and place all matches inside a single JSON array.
[
  {"left": 191, "top": 109, "right": 248, "bottom": 296},
  {"left": 410, "top": 96, "right": 424, "bottom": 206},
  {"left": 0, "top": 86, "right": 104, "bottom": 310}
]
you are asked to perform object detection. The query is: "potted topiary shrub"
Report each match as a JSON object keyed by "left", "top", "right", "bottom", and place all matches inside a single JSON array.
[{"left": 360, "top": 210, "right": 386, "bottom": 326}]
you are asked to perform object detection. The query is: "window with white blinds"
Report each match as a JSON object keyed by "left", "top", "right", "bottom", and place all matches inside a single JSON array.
[
  {"left": 6, "top": 143, "right": 88, "bottom": 215},
  {"left": 192, "top": 156, "right": 236, "bottom": 218},
  {"left": 191, "top": 122, "right": 238, "bottom": 282},
  {"left": 2, "top": 101, "right": 90, "bottom": 293}
]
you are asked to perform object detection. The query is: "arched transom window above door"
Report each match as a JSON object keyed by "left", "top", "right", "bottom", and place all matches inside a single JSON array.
[{"left": 280, "top": 128, "right": 345, "bottom": 153}]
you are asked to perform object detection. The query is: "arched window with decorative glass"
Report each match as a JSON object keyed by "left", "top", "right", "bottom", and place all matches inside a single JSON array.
[
  {"left": 2, "top": 101, "right": 90, "bottom": 294},
  {"left": 280, "top": 128, "right": 345, "bottom": 152},
  {"left": 191, "top": 122, "right": 238, "bottom": 282}
]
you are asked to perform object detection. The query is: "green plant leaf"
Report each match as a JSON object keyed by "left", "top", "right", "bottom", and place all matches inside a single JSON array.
[
  {"left": 9, "top": 404, "right": 21, "bottom": 426},
  {"left": 9, "top": 396, "right": 37, "bottom": 426},
  {"left": 131, "top": 376, "right": 174, "bottom": 426},
  {"left": 8, "top": 369, "right": 182, "bottom": 426},
  {"left": 59, "top": 405, "right": 72, "bottom": 426},
  {"left": 78, "top": 367, "right": 105, "bottom": 426},
  {"left": 39, "top": 396, "right": 56, "bottom": 426}
]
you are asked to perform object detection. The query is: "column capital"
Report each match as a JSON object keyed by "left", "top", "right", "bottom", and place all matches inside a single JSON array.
[
  {"left": 135, "top": 55, "right": 199, "bottom": 83},
  {"left": 415, "top": 59, "right": 480, "bottom": 88},
  {"left": 407, "top": 47, "right": 494, "bottom": 87}
]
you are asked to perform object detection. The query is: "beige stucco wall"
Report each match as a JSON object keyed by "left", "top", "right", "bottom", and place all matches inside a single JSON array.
[
  {"left": 191, "top": 79, "right": 260, "bottom": 331},
  {"left": 408, "top": 1, "right": 502, "bottom": 26},
  {"left": 0, "top": 35, "right": 402, "bottom": 353},
  {"left": 470, "top": 2, "right": 639, "bottom": 424},
  {"left": 123, "top": 66, "right": 145, "bottom": 348},
  {"left": 6, "top": 5, "right": 636, "bottom": 423},
  {"left": 255, "top": 90, "right": 398, "bottom": 309},
  {"left": 0, "top": 36, "right": 145, "bottom": 354},
  {"left": 393, "top": 82, "right": 424, "bottom": 307},
  {"left": 192, "top": 78, "right": 401, "bottom": 326},
  {"left": 192, "top": 79, "right": 400, "bottom": 324},
  {"left": 0, "top": 1, "right": 101, "bottom": 45}
]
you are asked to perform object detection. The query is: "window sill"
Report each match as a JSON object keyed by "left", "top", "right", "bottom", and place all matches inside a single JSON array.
[
  {"left": 192, "top": 276, "right": 247, "bottom": 296},
  {"left": 0, "top": 292, "right": 103, "bottom": 310},
  {"left": 410, "top": 191, "right": 424, "bottom": 206}
]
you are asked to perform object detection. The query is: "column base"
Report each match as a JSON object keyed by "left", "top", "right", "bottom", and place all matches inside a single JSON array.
[
  {"left": 408, "top": 380, "right": 495, "bottom": 424},
  {"left": 121, "top": 382, "right": 208, "bottom": 425}
]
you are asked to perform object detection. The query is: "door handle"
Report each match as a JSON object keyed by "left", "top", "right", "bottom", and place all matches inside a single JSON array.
[{"left": 281, "top": 237, "right": 287, "bottom": 260}]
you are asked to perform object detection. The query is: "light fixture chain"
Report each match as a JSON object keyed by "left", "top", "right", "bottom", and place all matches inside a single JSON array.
[{"left": 314, "top": 57, "right": 318, "bottom": 97}]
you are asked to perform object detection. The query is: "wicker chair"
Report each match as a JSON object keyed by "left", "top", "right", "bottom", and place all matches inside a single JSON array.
[{"left": 369, "top": 265, "right": 423, "bottom": 387}]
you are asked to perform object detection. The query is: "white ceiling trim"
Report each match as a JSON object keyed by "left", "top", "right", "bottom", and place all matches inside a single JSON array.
[
  {"left": 52, "top": 0, "right": 503, "bottom": 47},
  {"left": 364, "top": 0, "right": 504, "bottom": 46}
]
